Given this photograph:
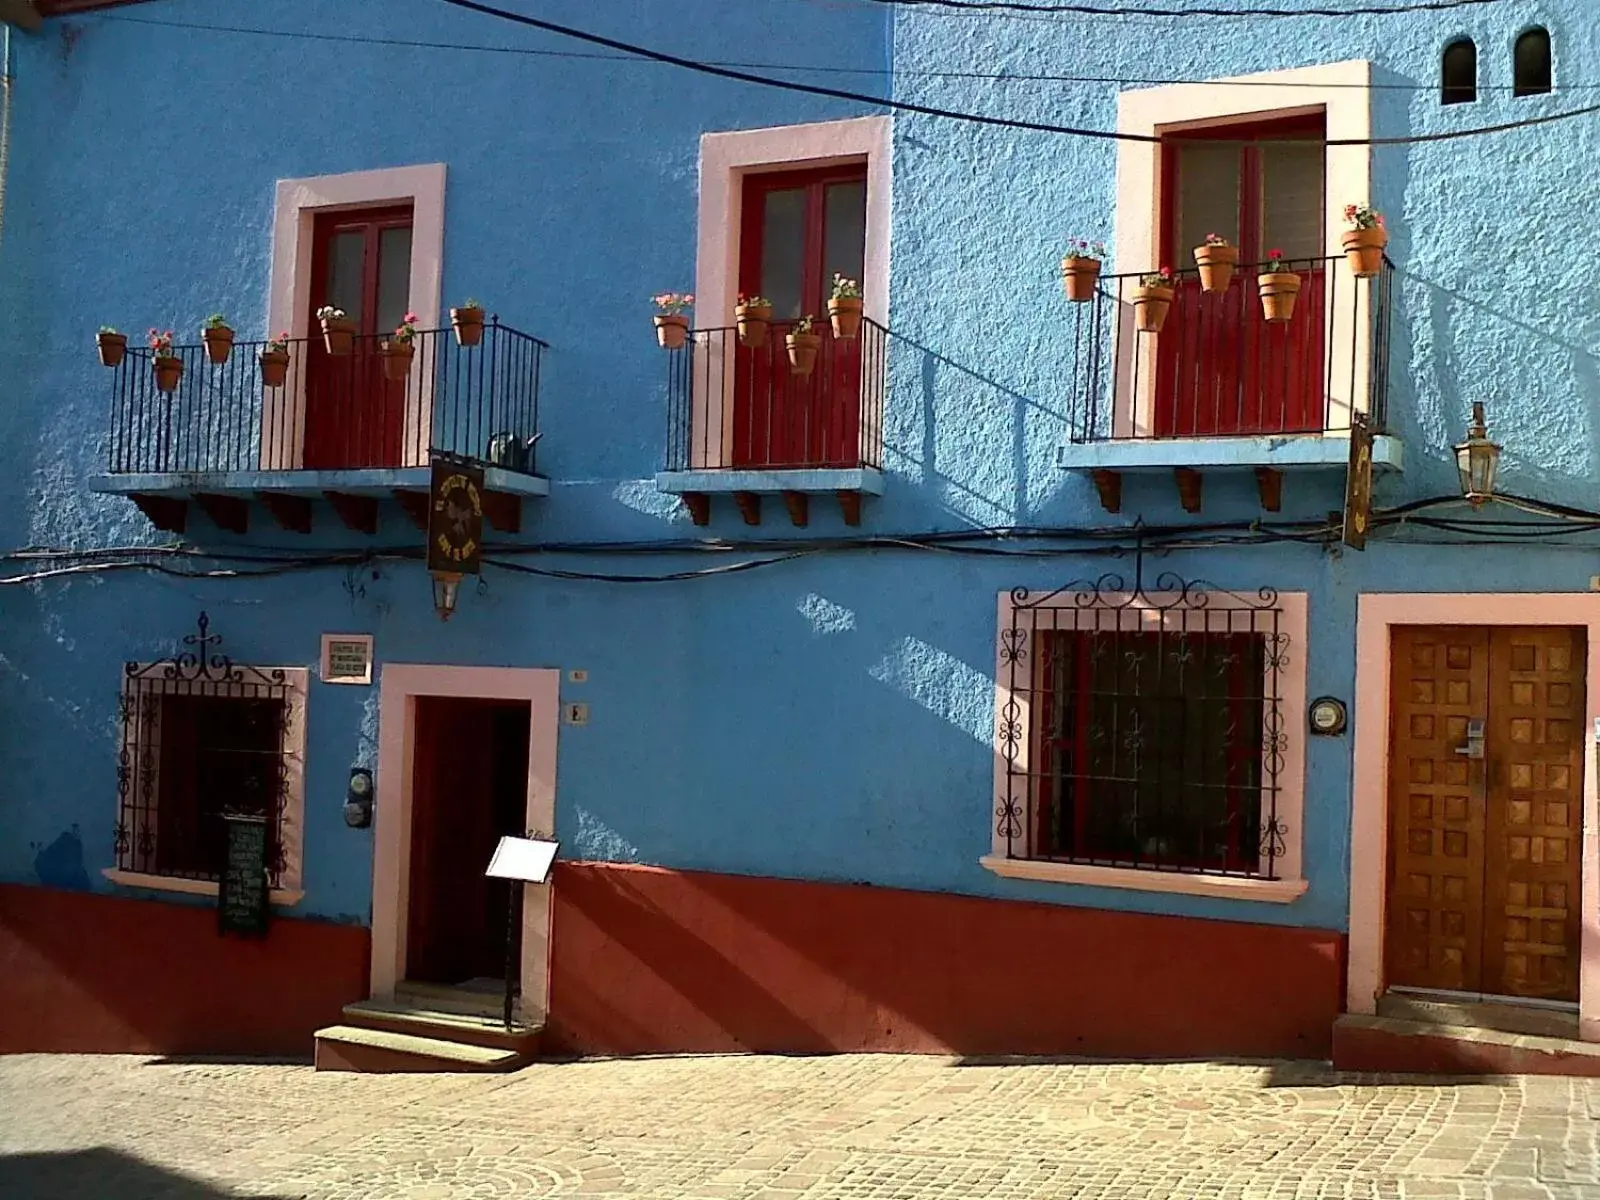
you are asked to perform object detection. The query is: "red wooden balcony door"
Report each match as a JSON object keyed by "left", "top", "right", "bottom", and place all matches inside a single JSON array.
[
  {"left": 1154, "top": 116, "right": 1326, "bottom": 437},
  {"left": 304, "top": 205, "right": 414, "bottom": 469},
  {"left": 734, "top": 165, "right": 866, "bottom": 467}
]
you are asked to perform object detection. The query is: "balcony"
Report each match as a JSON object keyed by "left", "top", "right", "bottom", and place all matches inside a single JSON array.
[
  {"left": 655, "top": 318, "right": 888, "bottom": 526},
  {"left": 89, "top": 321, "right": 548, "bottom": 536},
  {"left": 1055, "top": 256, "right": 1401, "bottom": 513}
]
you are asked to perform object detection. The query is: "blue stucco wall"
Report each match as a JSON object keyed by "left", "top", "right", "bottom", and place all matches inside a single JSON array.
[{"left": 3, "top": 0, "right": 1598, "bottom": 938}]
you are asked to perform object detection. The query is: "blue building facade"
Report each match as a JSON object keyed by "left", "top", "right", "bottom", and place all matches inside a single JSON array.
[{"left": 2, "top": 0, "right": 1598, "bottom": 1064}]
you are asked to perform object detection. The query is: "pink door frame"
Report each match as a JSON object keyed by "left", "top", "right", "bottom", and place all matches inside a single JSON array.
[
  {"left": 371, "top": 664, "right": 561, "bottom": 1020},
  {"left": 1349, "top": 594, "right": 1600, "bottom": 1040}
]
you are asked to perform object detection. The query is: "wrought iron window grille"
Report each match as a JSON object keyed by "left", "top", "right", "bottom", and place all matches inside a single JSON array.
[
  {"left": 997, "top": 545, "right": 1289, "bottom": 879},
  {"left": 114, "top": 613, "right": 294, "bottom": 888}
]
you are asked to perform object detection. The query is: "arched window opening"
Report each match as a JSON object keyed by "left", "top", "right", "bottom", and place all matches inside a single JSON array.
[
  {"left": 1514, "top": 27, "right": 1552, "bottom": 97},
  {"left": 1441, "top": 39, "right": 1477, "bottom": 105}
]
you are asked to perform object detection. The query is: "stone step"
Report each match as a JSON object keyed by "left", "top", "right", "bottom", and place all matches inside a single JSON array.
[
  {"left": 1334, "top": 1013, "right": 1600, "bottom": 1078},
  {"left": 1376, "top": 993, "right": 1578, "bottom": 1040},
  {"left": 313, "top": 1024, "right": 527, "bottom": 1074},
  {"left": 342, "top": 999, "right": 540, "bottom": 1054},
  {"left": 394, "top": 977, "right": 506, "bottom": 1019}
]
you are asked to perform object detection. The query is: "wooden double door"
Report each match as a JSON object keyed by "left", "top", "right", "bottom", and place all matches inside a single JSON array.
[{"left": 1386, "top": 626, "right": 1586, "bottom": 1002}]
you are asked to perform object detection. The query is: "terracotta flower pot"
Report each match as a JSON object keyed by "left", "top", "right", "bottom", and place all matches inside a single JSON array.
[
  {"left": 152, "top": 356, "right": 183, "bottom": 394},
  {"left": 321, "top": 316, "right": 356, "bottom": 356},
  {"left": 786, "top": 331, "right": 822, "bottom": 376},
  {"left": 202, "top": 325, "right": 235, "bottom": 365},
  {"left": 380, "top": 340, "right": 415, "bottom": 381},
  {"left": 654, "top": 313, "right": 689, "bottom": 350},
  {"left": 97, "top": 332, "right": 127, "bottom": 368},
  {"left": 1061, "top": 256, "right": 1102, "bottom": 302},
  {"left": 828, "top": 296, "right": 863, "bottom": 339},
  {"left": 452, "top": 307, "right": 485, "bottom": 347},
  {"left": 1132, "top": 284, "right": 1175, "bottom": 334},
  {"left": 1193, "top": 244, "right": 1238, "bottom": 293},
  {"left": 1259, "top": 272, "right": 1303, "bottom": 323},
  {"left": 259, "top": 348, "right": 289, "bottom": 388},
  {"left": 1341, "top": 227, "right": 1388, "bottom": 278},
  {"left": 736, "top": 303, "right": 773, "bottom": 348}
]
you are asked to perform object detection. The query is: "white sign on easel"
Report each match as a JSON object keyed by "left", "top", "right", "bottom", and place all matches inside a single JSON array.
[
  {"left": 486, "top": 836, "right": 559, "bottom": 884},
  {"left": 486, "top": 836, "right": 559, "bottom": 1029}
]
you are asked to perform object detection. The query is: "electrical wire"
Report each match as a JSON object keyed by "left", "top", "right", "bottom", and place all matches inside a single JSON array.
[
  {"left": 99, "top": 13, "right": 1583, "bottom": 93},
  {"left": 854, "top": 0, "right": 1510, "bottom": 17},
  {"left": 13, "top": 491, "right": 1600, "bottom": 590},
  {"left": 430, "top": 0, "right": 1600, "bottom": 147}
]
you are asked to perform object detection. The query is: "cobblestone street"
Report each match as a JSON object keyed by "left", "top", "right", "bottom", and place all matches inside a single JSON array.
[{"left": 3, "top": 1054, "right": 1600, "bottom": 1199}]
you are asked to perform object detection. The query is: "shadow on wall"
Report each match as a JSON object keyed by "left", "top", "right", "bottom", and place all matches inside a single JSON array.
[
  {"left": 0, "top": 1148, "right": 291, "bottom": 1200},
  {"left": 887, "top": 329, "right": 1080, "bottom": 528},
  {"left": 544, "top": 862, "right": 1346, "bottom": 1064}
]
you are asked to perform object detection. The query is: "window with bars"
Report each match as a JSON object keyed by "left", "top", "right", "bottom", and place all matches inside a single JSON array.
[
  {"left": 996, "top": 581, "right": 1291, "bottom": 881},
  {"left": 113, "top": 615, "right": 304, "bottom": 892}
]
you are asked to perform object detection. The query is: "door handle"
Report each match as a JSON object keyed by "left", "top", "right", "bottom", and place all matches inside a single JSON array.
[{"left": 1454, "top": 717, "right": 1486, "bottom": 759}]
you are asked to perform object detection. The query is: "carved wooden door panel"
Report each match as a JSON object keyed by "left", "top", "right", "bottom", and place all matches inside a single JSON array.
[
  {"left": 1482, "top": 627, "right": 1584, "bottom": 1000},
  {"left": 1386, "top": 627, "right": 1488, "bottom": 992},
  {"left": 1386, "top": 626, "right": 1585, "bottom": 1002}
]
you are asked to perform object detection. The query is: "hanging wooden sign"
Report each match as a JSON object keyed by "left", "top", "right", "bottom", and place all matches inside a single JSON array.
[
  {"left": 1343, "top": 412, "right": 1374, "bottom": 552},
  {"left": 427, "top": 458, "right": 485, "bottom": 576}
]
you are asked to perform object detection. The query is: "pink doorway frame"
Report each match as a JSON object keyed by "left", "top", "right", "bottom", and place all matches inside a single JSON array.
[
  {"left": 1348, "top": 594, "right": 1600, "bottom": 1040},
  {"left": 371, "top": 664, "right": 561, "bottom": 1021}
]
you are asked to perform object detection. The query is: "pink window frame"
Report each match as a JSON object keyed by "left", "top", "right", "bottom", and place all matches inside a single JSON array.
[{"left": 984, "top": 591, "right": 1310, "bottom": 903}]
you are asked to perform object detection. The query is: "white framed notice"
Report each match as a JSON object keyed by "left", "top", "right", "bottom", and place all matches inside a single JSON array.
[{"left": 320, "top": 634, "right": 374, "bottom": 685}]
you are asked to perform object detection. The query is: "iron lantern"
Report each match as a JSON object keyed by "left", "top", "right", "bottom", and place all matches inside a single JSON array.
[
  {"left": 1454, "top": 402, "right": 1501, "bottom": 508},
  {"left": 431, "top": 571, "right": 462, "bottom": 621}
]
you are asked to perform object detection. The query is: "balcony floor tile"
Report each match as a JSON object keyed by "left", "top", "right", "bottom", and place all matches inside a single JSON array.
[
  {"left": 655, "top": 467, "right": 885, "bottom": 496},
  {"left": 1056, "top": 432, "right": 1404, "bottom": 473},
  {"left": 88, "top": 467, "right": 551, "bottom": 498}
]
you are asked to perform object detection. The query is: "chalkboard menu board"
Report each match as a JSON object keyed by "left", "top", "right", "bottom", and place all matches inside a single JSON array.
[{"left": 218, "top": 815, "right": 271, "bottom": 938}]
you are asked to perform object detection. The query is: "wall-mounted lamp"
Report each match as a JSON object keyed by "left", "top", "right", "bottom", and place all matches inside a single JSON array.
[
  {"left": 1454, "top": 402, "right": 1502, "bottom": 508},
  {"left": 344, "top": 768, "right": 374, "bottom": 828},
  {"left": 431, "top": 572, "right": 462, "bottom": 622}
]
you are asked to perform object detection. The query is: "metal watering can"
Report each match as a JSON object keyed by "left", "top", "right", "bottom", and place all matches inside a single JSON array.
[{"left": 486, "top": 431, "right": 541, "bottom": 473}]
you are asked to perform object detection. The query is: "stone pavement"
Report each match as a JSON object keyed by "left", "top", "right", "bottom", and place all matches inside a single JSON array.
[{"left": 2, "top": 1054, "right": 1600, "bottom": 1200}]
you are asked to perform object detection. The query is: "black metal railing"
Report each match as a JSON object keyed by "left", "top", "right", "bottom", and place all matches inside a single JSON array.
[
  {"left": 665, "top": 317, "right": 887, "bottom": 471},
  {"left": 105, "top": 319, "right": 546, "bottom": 475},
  {"left": 1064, "top": 256, "right": 1394, "bottom": 442}
]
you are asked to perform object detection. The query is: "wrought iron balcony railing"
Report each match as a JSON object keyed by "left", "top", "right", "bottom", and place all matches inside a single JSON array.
[
  {"left": 105, "top": 320, "right": 547, "bottom": 476},
  {"left": 1062, "top": 256, "right": 1394, "bottom": 443},
  {"left": 664, "top": 317, "right": 887, "bottom": 472}
]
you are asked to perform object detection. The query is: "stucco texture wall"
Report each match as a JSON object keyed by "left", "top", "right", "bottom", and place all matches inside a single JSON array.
[{"left": 2, "top": 0, "right": 1597, "bottom": 944}]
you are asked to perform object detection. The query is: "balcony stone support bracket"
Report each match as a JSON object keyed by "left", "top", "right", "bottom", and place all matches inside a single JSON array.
[
  {"left": 781, "top": 491, "right": 809, "bottom": 528},
  {"left": 195, "top": 493, "right": 249, "bottom": 535},
  {"left": 326, "top": 492, "right": 379, "bottom": 535},
  {"left": 394, "top": 490, "right": 430, "bottom": 532},
  {"left": 1255, "top": 467, "right": 1284, "bottom": 513},
  {"left": 259, "top": 493, "right": 313, "bottom": 534},
  {"left": 1090, "top": 470, "right": 1122, "bottom": 514},
  {"left": 1173, "top": 468, "right": 1204, "bottom": 514},
  {"left": 656, "top": 468, "right": 883, "bottom": 530},
  {"left": 129, "top": 494, "right": 187, "bottom": 535}
]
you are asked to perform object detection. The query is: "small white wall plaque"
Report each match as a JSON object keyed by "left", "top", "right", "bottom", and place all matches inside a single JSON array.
[
  {"left": 485, "top": 836, "right": 560, "bottom": 884},
  {"left": 320, "top": 634, "right": 374, "bottom": 685}
]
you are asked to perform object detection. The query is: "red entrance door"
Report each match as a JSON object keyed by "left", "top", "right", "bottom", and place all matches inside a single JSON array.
[
  {"left": 304, "top": 205, "right": 414, "bottom": 469},
  {"left": 407, "top": 697, "right": 532, "bottom": 985},
  {"left": 1154, "top": 116, "right": 1326, "bottom": 437},
  {"left": 734, "top": 166, "right": 867, "bottom": 467}
]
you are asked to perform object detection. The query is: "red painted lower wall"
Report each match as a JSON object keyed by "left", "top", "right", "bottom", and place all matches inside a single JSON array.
[
  {"left": 0, "top": 884, "right": 370, "bottom": 1056},
  {"left": 548, "top": 863, "right": 1345, "bottom": 1061}
]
